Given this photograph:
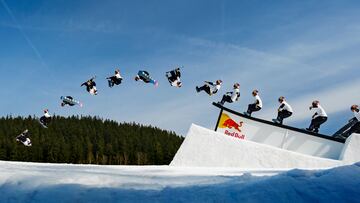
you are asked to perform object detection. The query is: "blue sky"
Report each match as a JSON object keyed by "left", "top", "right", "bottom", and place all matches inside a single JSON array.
[{"left": 0, "top": 0, "right": 359, "bottom": 135}]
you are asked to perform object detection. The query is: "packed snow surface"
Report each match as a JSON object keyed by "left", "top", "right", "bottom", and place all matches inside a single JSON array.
[{"left": 1, "top": 161, "right": 360, "bottom": 203}]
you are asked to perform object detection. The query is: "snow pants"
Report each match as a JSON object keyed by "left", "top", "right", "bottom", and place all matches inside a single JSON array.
[
  {"left": 198, "top": 85, "right": 211, "bottom": 95},
  {"left": 347, "top": 122, "right": 360, "bottom": 136},
  {"left": 277, "top": 110, "right": 292, "bottom": 124},
  {"left": 220, "top": 95, "right": 233, "bottom": 105},
  {"left": 247, "top": 104, "right": 261, "bottom": 115},
  {"left": 308, "top": 116, "right": 327, "bottom": 133}
]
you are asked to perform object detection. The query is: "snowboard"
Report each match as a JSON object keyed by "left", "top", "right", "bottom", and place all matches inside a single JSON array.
[
  {"left": 107, "top": 79, "right": 113, "bottom": 88},
  {"left": 150, "top": 79, "right": 159, "bottom": 87},
  {"left": 38, "top": 119, "right": 48, "bottom": 128},
  {"left": 61, "top": 96, "right": 83, "bottom": 107},
  {"left": 272, "top": 118, "right": 280, "bottom": 124}
]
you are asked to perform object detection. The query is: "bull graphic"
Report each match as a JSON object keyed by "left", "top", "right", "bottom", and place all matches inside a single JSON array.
[{"left": 218, "top": 113, "right": 244, "bottom": 133}]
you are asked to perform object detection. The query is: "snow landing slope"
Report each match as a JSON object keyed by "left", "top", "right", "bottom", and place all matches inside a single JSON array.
[
  {"left": 1, "top": 124, "right": 360, "bottom": 202},
  {"left": 1, "top": 161, "right": 360, "bottom": 203}
]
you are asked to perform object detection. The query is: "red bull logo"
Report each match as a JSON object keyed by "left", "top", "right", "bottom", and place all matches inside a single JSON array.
[
  {"left": 218, "top": 113, "right": 246, "bottom": 140},
  {"left": 225, "top": 130, "right": 245, "bottom": 139},
  {"left": 223, "top": 118, "right": 243, "bottom": 132}
]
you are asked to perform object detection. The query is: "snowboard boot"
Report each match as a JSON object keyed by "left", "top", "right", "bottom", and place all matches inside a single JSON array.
[{"left": 272, "top": 118, "right": 280, "bottom": 123}]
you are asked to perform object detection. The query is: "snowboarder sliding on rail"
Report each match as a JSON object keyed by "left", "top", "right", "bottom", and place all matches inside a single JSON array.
[
  {"left": 218, "top": 83, "right": 240, "bottom": 106},
  {"left": 342, "top": 105, "right": 360, "bottom": 137},
  {"left": 81, "top": 77, "right": 98, "bottom": 95},
  {"left": 196, "top": 80, "right": 222, "bottom": 96},
  {"left": 272, "top": 96, "right": 293, "bottom": 124},
  {"left": 244, "top": 90, "right": 262, "bottom": 116},
  {"left": 306, "top": 100, "right": 328, "bottom": 133},
  {"left": 166, "top": 67, "right": 182, "bottom": 88},
  {"left": 39, "top": 109, "right": 51, "bottom": 128},
  {"left": 16, "top": 129, "right": 32, "bottom": 147},
  {"left": 135, "top": 70, "right": 158, "bottom": 86},
  {"left": 60, "top": 96, "right": 83, "bottom": 107},
  {"left": 107, "top": 69, "right": 123, "bottom": 88}
]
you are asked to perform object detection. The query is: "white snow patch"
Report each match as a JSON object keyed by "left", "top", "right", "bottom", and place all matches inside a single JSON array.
[{"left": 0, "top": 160, "right": 360, "bottom": 202}]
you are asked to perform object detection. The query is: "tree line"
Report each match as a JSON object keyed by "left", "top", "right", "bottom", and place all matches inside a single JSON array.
[{"left": 0, "top": 115, "right": 184, "bottom": 165}]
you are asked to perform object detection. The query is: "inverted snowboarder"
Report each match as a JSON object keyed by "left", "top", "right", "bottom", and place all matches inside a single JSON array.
[
  {"left": 244, "top": 90, "right": 262, "bottom": 117},
  {"left": 272, "top": 96, "right": 293, "bottom": 124},
  {"left": 135, "top": 70, "right": 158, "bottom": 86},
  {"left": 16, "top": 129, "right": 32, "bottom": 147},
  {"left": 218, "top": 83, "right": 240, "bottom": 106},
  {"left": 166, "top": 67, "right": 182, "bottom": 88},
  {"left": 39, "top": 109, "right": 51, "bottom": 128},
  {"left": 81, "top": 77, "right": 98, "bottom": 95},
  {"left": 196, "top": 80, "right": 222, "bottom": 96},
  {"left": 306, "top": 100, "right": 328, "bottom": 133},
  {"left": 60, "top": 96, "right": 83, "bottom": 107},
  {"left": 107, "top": 69, "right": 123, "bottom": 88}
]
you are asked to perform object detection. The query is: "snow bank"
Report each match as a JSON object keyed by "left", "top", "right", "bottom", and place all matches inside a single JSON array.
[
  {"left": 171, "top": 124, "right": 343, "bottom": 169},
  {"left": 340, "top": 133, "right": 360, "bottom": 164},
  {"left": 0, "top": 160, "right": 360, "bottom": 202}
]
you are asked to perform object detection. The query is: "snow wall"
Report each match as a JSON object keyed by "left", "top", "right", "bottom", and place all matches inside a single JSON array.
[
  {"left": 214, "top": 104, "right": 344, "bottom": 160},
  {"left": 170, "top": 124, "right": 360, "bottom": 169}
]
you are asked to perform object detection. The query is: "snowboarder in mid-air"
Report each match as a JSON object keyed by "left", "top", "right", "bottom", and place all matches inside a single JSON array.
[
  {"left": 81, "top": 77, "right": 98, "bottom": 95},
  {"left": 16, "top": 129, "right": 32, "bottom": 147},
  {"left": 135, "top": 70, "right": 158, "bottom": 86},
  {"left": 306, "top": 100, "right": 328, "bottom": 133},
  {"left": 196, "top": 80, "right": 222, "bottom": 96},
  {"left": 107, "top": 69, "right": 123, "bottom": 88},
  {"left": 272, "top": 96, "right": 293, "bottom": 124},
  {"left": 166, "top": 67, "right": 182, "bottom": 88},
  {"left": 218, "top": 83, "right": 240, "bottom": 106},
  {"left": 39, "top": 109, "right": 51, "bottom": 128},
  {"left": 60, "top": 96, "right": 83, "bottom": 107},
  {"left": 244, "top": 90, "right": 262, "bottom": 116}
]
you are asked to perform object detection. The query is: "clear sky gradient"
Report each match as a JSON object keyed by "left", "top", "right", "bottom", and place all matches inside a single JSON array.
[{"left": 1, "top": 0, "right": 359, "bottom": 135}]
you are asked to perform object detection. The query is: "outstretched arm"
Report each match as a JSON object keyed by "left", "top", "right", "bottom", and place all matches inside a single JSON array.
[{"left": 206, "top": 81, "right": 214, "bottom": 86}]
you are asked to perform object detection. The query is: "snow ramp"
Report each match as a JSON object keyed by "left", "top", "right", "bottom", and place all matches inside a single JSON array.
[
  {"left": 170, "top": 124, "right": 343, "bottom": 169},
  {"left": 170, "top": 103, "right": 360, "bottom": 169}
]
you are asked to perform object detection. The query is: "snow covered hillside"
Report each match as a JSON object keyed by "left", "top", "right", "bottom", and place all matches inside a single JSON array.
[{"left": 1, "top": 160, "right": 360, "bottom": 203}]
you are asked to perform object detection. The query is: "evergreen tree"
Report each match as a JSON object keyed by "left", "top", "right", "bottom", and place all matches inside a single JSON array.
[{"left": 0, "top": 116, "right": 184, "bottom": 165}]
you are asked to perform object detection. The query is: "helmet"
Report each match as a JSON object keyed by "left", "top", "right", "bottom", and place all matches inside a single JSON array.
[
  {"left": 351, "top": 104, "right": 358, "bottom": 111},
  {"left": 278, "top": 96, "right": 285, "bottom": 102},
  {"left": 312, "top": 100, "right": 319, "bottom": 107},
  {"left": 135, "top": 76, "right": 140, "bottom": 81},
  {"left": 252, "top": 89, "right": 258, "bottom": 96},
  {"left": 234, "top": 83, "right": 240, "bottom": 88},
  {"left": 216, "top": 80, "right": 222, "bottom": 85}
]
